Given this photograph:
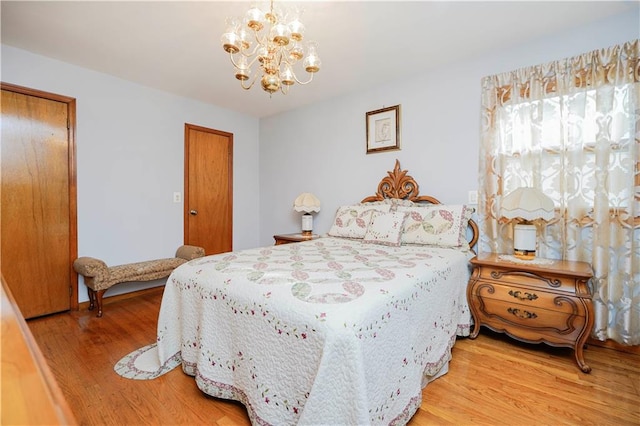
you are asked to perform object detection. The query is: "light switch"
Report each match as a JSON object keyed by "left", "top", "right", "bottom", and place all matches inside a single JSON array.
[
  {"left": 468, "top": 190, "right": 478, "bottom": 204},
  {"left": 173, "top": 192, "right": 182, "bottom": 203}
]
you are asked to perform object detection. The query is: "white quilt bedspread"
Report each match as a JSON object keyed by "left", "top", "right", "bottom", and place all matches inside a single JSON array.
[{"left": 156, "top": 237, "right": 471, "bottom": 425}]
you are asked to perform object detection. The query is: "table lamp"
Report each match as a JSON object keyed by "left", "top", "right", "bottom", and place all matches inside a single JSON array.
[
  {"left": 501, "top": 187, "right": 554, "bottom": 260},
  {"left": 293, "top": 193, "right": 321, "bottom": 235}
]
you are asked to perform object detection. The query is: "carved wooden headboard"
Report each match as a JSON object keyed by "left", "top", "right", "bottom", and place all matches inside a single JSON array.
[{"left": 361, "top": 159, "right": 479, "bottom": 249}]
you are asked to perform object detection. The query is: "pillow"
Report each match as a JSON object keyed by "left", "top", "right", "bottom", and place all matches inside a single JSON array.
[
  {"left": 397, "top": 204, "right": 473, "bottom": 249},
  {"left": 328, "top": 204, "right": 391, "bottom": 239},
  {"left": 363, "top": 210, "right": 408, "bottom": 247},
  {"left": 387, "top": 198, "right": 416, "bottom": 209},
  {"left": 361, "top": 198, "right": 415, "bottom": 211},
  {"left": 360, "top": 199, "right": 393, "bottom": 207}
]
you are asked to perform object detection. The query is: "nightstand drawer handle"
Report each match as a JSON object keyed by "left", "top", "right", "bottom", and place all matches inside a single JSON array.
[
  {"left": 508, "top": 290, "right": 538, "bottom": 301},
  {"left": 507, "top": 307, "right": 538, "bottom": 320}
]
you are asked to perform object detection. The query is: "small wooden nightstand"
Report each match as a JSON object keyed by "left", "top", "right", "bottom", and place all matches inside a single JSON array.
[
  {"left": 273, "top": 233, "right": 319, "bottom": 245},
  {"left": 467, "top": 252, "right": 594, "bottom": 373}
]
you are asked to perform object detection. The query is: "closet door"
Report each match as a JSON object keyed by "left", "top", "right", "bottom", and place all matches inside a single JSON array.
[{"left": 1, "top": 83, "right": 77, "bottom": 318}]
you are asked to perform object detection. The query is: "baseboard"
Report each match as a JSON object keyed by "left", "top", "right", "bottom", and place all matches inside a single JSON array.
[
  {"left": 587, "top": 337, "right": 640, "bottom": 355},
  {"left": 77, "top": 285, "right": 165, "bottom": 311}
]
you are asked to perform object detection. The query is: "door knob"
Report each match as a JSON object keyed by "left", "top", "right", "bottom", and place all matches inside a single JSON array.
[{"left": 190, "top": 209, "right": 198, "bottom": 215}]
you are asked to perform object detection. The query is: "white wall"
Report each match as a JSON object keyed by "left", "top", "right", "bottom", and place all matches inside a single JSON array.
[
  {"left": 2, "top": 10, "right": 637, "bottom": 301},
  {"left": 1, "top": 45, "right": 260, "bottom": 302},
  {"left": 258, "top": 11, "right": 639, "bottom": 246}
]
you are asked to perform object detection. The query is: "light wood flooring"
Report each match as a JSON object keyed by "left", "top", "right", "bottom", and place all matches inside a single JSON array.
[{"left": 27, "top": 287, "right": 640, "bottom": 425}]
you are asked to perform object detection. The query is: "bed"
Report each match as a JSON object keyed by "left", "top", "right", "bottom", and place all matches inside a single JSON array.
[{"left": 155, "top": 160, "right": 479, "bottom": 425}]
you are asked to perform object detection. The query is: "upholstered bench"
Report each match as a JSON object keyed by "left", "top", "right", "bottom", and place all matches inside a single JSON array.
[{"left": 73, "top": 245, "right": 205, "bottom": 317}]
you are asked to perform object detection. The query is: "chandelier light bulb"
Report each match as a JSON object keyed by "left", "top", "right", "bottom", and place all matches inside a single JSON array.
[
  {"left": 235, "top": 56, "right": 250, "bottom": 81},
  {"left": 303, "top": 42, "right": 321, "bottom": 73},
  {"left": 245, "top": 5, "right": 265, "bottom": 31},
  {"left": 237, "top": 27, "right": 250, "bottom": 50},
  {"left": 289, "top": 18, "right": 305, "bottom": 42},
  {"left": 221, "top": 0, "right": 321, "bottom": 95},
  {"left": 257, "top": 45, "right": 269, "bottom": 63},
  {"left": 271, "top": 22, "right": 291, "bottom": 46},
  {"left": 221, "top": 18, "right": 240, "bottom": 54},
  {"left": 289, "top": 42, "right": 304, "bottom": 61},
  {"left": 281, "top": 65, "right": 294, "bottom": 86}
]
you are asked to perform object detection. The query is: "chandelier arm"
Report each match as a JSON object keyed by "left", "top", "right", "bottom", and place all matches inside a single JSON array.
[
  {"left": 292, "top": 72, "right": 315, "bottom": 85},
  {"left": 228, "top": 52, "right": 243, "bottom": 69},
  {"left": 275, "top": 49, "right": 284, "bottom": 68},
  {"left": 239, "top": 43, "right": 260, "bottom": 58},
  {"left": 245, "top": 55, "right": 263, "bottom": 70},
  {"left": 250, "top": 29, "right": 268, "bottom": 50},
  {"left": 240, "top": 73, "right": 260, "bottom": 91},
  {"left": 228, "top": 51, "right": 262, "bottom": 71}
]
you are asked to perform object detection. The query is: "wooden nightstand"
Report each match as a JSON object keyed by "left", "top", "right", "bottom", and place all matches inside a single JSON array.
[
  {"left": 467, "top": 252, "right": 594, "bottom": 373},
  {"left": 273, "top": 233, "right": 319, "bottom": 245}
]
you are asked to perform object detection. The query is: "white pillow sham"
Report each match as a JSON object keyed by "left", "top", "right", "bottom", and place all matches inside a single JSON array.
[
  {"left": 363, "top": 210, "right": 408, "bottom": 247},
  {"left": 328, "top": 204, "right": 391, "bottom": 239},
  {"left": 396, "top": 204, "right": 473, "bottom": 249}
]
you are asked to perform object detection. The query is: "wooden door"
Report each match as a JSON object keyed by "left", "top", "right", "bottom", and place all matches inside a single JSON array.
[
  {"left": 184, "top": 124, "right": 233, "bottom": 255},
  {"left": 1, "top": 83, "right": 77, "bottom": 319}
]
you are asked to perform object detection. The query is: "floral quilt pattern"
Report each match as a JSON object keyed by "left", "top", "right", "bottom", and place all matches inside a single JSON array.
[{"left": 156, "top": 237, "right": 471, "bottom": 425}]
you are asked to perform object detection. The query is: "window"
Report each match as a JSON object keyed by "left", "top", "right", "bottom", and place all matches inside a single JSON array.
[{"left": 500, "top": 85, "right": 638, "bottom": 223}]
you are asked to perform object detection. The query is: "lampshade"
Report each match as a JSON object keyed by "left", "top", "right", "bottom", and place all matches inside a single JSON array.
[
  {"left": 293, "top": 193, "right": 321, "bottom": 213},
  {"left": 501, "top": 187, "right": 554, "bottom": 221}
]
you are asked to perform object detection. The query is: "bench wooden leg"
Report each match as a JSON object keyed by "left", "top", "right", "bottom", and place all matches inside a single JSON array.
[
  {"left": 95, "top": 290, "right": 106, "bottom": 318},
  {"left": 86, "top": 287, "right": 106, "bottom": 317},
  {"left": 87, "top": 288, "right": 96, "bottom": 311}
]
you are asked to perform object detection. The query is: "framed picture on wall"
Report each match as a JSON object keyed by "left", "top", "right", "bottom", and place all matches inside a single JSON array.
[{"left": 366, "top": 105, "right": 401, "bottom": 154}]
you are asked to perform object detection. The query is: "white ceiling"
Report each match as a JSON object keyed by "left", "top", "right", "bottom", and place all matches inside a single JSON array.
[{"left": 2, "top": 1, "right": 637, "bottom": 118}]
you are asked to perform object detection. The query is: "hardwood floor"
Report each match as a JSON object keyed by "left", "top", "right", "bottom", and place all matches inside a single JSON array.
[{"left": 27, "top": 287, "right": 640, "bottom": 425}]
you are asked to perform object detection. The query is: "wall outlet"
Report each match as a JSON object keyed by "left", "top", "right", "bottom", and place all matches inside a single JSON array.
[
  {"left": 468, "top": 190, "right": 478, "bottom": 204},
  {"left": 173, "top": 192, "right": 182, "bottom": 203}
]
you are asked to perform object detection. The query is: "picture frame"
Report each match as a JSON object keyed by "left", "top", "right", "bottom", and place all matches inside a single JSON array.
[{"left": 366, "top": 105, "right": 401, "bottom": 154}]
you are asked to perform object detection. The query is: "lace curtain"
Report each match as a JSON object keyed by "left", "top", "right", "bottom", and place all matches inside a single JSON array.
[{"left": 478, "top": 39, "right": 639, "bottom": 345}]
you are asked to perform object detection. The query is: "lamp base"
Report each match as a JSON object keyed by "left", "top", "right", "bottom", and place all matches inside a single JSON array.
[
  {"left": 513, "top": 249, "right": 536, "bottom": 260},
  {"left": 301, "top": 230, "right": 313, "bottom": 236},
  {"left": 514, "top": 224, "right": 537, "bottom": 260},
  {"left": 301, "top": 213, "right": 313, "bottom": 236}
]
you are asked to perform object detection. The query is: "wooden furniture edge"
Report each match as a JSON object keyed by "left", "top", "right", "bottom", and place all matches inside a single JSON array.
[
  {"left": 273, "top": 233, "right": 320, "bottom": 245},
  {"left": 471, "top": 252, "right": 593, "bottom": 278},
  {"left": 1, "top": 274, "right": 77, "bottom": 425}
]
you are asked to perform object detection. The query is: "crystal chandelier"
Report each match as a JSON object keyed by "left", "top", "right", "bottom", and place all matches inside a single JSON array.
[{"left": 221, "top": 0, "right": 321, "bottom": 95}]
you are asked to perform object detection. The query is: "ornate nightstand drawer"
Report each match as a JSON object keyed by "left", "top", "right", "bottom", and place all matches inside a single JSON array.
[
  {"left": 471, "top": 295, "right": 587, "bottom": 334},
  {"left": 471, "top": 281, "right": 585, "bottom": 316},
  {"left": 476, "top": 267, "right": 580, "bottom": 294}
]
